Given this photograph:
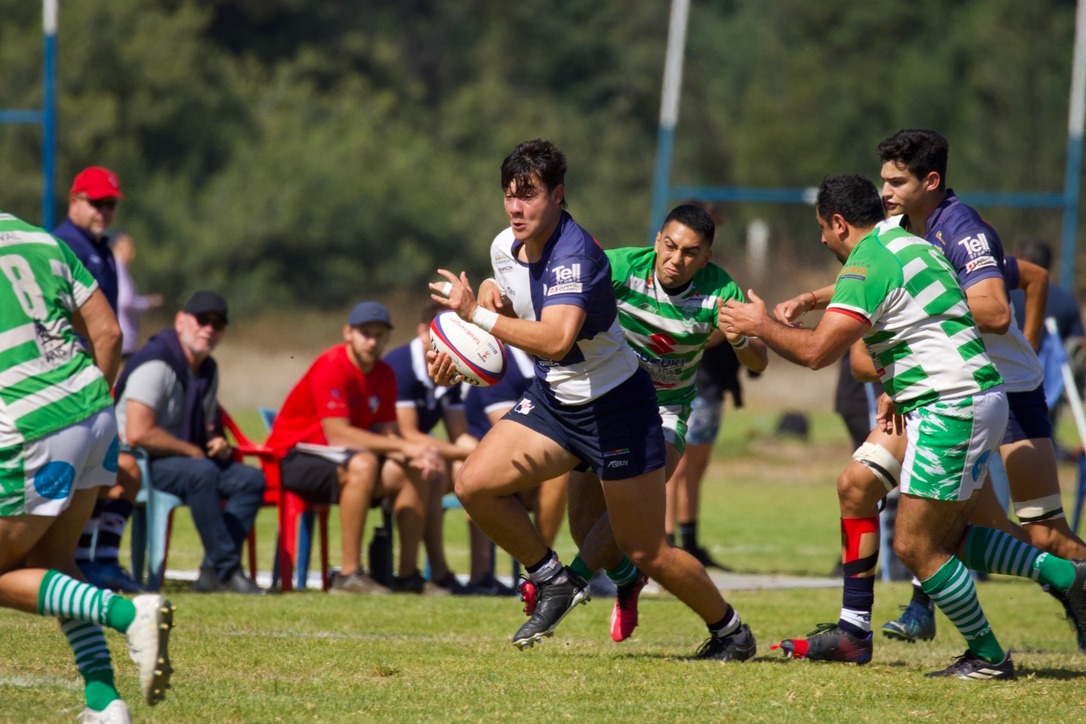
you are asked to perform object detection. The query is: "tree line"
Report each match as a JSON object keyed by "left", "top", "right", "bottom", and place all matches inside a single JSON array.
[{"left": 0, "top": 0, "right": 1080, "bottom": 314}]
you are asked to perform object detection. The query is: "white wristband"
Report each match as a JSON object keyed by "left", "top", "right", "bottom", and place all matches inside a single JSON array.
[
  {"left": 471, "top": 306, "right": 499, "bottom": 333},
  {"left": 729, "top": 335, "right": 750, "bottom": 350}
]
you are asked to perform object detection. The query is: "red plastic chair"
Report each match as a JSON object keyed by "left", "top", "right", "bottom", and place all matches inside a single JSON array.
[
  {"left": 219, "top": 408, "right": 281, "bottom": 582},
  {"left": 231, "top": 407, "right": 332, "bottom": 591}
]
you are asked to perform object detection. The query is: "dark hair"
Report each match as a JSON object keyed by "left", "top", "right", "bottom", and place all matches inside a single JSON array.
[
  {"left": 876, "top": 129, "right": 949, "bottom": 190},
  {"left": 816, "top": 174, "right": 886, "bottom": 228},
  {"left": 1016, "top": 238, "right": 1053, "bottom": 270},
  {"left": 500, "top": 139, "right": 567, "bottom": 208},
  {"left": 662, "top": 204, "right": 716, "bottom": 247},
  {"left": 420, "top": 299, "right": 445, "bottom": 325}
]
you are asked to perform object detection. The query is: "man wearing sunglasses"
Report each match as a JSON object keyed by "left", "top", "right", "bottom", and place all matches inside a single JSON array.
[
  {"left": 53, "top": 166, "right": 123, "bottom": 314},
  {"left": 114, "top": 291, "right": 266, "bottom": 594}
]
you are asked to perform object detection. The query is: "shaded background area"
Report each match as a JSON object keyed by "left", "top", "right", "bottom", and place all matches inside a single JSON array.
[{"left": 1, "top": 0, "right": 1082, "bottom": 319}]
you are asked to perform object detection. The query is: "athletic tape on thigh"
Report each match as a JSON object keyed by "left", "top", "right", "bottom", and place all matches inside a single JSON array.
[
  {"left": 1013, "top": 494, "right": 1066, "bottom": 523},
  {"left": 852, "top": 442, "right": 901, "bottom": 492}
]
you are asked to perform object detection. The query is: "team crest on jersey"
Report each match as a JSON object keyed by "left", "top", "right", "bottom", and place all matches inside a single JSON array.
[{"left": 514, "top": 398, "right": 534, "bottom": 415}]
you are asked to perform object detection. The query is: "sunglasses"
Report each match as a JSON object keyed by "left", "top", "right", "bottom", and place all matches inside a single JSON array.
[
  {"left": 194, "top": 314, "right": 227, "bottom": 332},
  {"left": 79, "top": 196, "right": 118, "bottom": 211}
]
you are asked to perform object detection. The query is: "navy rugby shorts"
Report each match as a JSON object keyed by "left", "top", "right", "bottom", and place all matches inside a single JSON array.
[
  {"left": 1004, "top": 385, "right": 1052, "bottom": 444},
  {"left": 502, "top": 369, "right": 666, "bottom": 481}
]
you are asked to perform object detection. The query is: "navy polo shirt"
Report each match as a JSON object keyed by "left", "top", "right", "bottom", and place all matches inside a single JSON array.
[
  {"left": 52, "top": 218, "right": 118, "bottom": 312},
  {"left": 383, "top": 338, "right": 463, "bottom": 435}
]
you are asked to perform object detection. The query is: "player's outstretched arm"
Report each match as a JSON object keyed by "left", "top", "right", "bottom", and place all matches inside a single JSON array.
[
  {"left": 771, "top": 283, "right": 835, "bottom": 325},
  {"left": 716, "top": 301, "right": 768, "bottom": 373},
  {"left": 721, "top": 290, "right": 865, "bottom": 370}
]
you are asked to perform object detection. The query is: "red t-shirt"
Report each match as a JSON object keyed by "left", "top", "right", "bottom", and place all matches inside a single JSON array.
[{"left": 266, "top": 345, "right": 397, "bottom": 456}]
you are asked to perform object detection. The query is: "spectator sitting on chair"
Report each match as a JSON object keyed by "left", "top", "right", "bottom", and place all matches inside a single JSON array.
[
  {"left": 51, "top": 167, "right": 147, "bottom": 593},
  {"left": 266, "top": 301, "right": 442, "bottom": 595},
  {"left": 114, "top": 291, "right": 265, "bottom": 594}
]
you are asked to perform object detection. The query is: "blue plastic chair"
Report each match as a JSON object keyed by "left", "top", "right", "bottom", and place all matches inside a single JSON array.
[
  {"left": 126, "top": 412, "right": 265, "bottom": 591},
  {"left": 125, "top": 447, "right": 184, "bottom": 591}
]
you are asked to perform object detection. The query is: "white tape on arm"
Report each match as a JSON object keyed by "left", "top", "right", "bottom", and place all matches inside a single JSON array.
[{"left": 471, "top": 306, "right": 498, "bottom": 333}]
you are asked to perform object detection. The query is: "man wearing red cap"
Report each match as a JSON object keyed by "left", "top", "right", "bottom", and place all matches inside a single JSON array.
[{"left": 53, "top": 167, "right": 124, "bottom": 313}]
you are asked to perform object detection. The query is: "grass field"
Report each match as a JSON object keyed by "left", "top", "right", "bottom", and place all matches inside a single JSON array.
[{"left": 2, "top": 407, "right": 1085, "bottom": 722}]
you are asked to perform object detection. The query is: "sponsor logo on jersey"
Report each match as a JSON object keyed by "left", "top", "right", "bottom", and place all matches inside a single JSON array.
[
  {"left": 956, "top": 233, "right": 992, "bottom": 257},
  {"left": 965, "top": 257, "right": 998, "bottom": 274},
  {"left": 552, "top": 263, "right": 581, "bottom": 284},
  {"left": 514, "top": 398, "right": 534, "bottom": 415},
  {"left": 839, "top": 264, "right": 867, "bottom": 282},
  {"left": 548, "top": 282, "right": 583, "bottom": 295},
  {"left": 646, "top": 331, "right": 678, "bottom": 356},
  {"left": 369, "top": 395, "right": 381, "bottom": 414},
  {"left": 34, "top": 320, "right": 68, "bottom": 365}
]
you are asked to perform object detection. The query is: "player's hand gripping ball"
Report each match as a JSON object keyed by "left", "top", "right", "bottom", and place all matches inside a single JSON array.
[{"left": 429, "top": 310, "right": 507, "bottom": 386}]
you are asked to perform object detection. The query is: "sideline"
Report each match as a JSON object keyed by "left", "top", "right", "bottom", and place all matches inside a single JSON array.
[{"left": 161, "top": 568, "right": 841, "bottom": 592}]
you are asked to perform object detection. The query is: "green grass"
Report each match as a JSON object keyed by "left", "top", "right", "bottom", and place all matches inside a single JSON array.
[{"left": 2, "top": 408, "right": 1085, "bottom": 721}]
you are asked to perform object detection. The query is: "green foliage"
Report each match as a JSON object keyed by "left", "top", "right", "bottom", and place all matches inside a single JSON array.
[{"left": 0, "top": 0, "right": 1082, "bottom": 314}]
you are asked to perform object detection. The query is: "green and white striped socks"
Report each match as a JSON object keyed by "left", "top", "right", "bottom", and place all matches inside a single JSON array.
[
  {"left": 921, "top": 555, "right": 1005, "bottom": 663},
  {"left": 962, "top": 526, "right": 1076, "bottom": 590},
  {"left": 60, "top": 619, "right": 119, "bottom": 711},
  {"left": 37, "top": 570, "right": 135, "bottom": 632}
]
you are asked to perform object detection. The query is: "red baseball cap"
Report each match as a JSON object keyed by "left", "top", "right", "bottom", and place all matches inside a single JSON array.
[{"left": 70, "top": 166, "right": 124, "bottom": 200}]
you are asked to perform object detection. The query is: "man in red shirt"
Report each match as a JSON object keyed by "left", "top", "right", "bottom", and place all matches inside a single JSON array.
[{"left": 267, "top": 302, "right": 442, "bottom": 594}]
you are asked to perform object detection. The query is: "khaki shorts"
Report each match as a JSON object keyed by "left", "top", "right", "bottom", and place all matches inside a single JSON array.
[
  {"left": 0, "top": 407, "right": 119, "bottom": 517},
  {"left": 899, "top": 387, "right": 1008, "bottom": 502}
]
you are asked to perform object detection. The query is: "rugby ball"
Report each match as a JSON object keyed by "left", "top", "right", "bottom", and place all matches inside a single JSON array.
[{"left": 429, "top": 310, "right": 507, "bottom": 386}]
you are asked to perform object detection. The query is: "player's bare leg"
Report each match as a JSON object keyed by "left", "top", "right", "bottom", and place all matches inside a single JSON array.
[
  {"left": 2, "top": 488, "right": 176, "bottom": 712},
  {"left": 535, "top": 474, "right": 569, "bottom": 547},
  {"left": 1001, "top": 437, "right": 1086, "bottom": 559},
  {"left": 601, "top": 469, "right": 755, "bottom": 659},
  {"left": 774, "top": 432, "right": 892, "bottom": 663}
]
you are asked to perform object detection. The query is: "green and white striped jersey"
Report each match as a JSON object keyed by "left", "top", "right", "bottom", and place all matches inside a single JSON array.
[
  {"left": 607, "top": 246, "right": 745, "bottom": 407},
  {"left": 0, "top": 212, "right": 113, "bottom": 447},
  {"left": 827, "top": 225, "right": 1002, "bottom": 412}
]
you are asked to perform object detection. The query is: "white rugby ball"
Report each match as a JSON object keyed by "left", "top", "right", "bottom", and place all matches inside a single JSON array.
[{"left": 429, "top": 310, "right": 507, "bottom": 386}]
